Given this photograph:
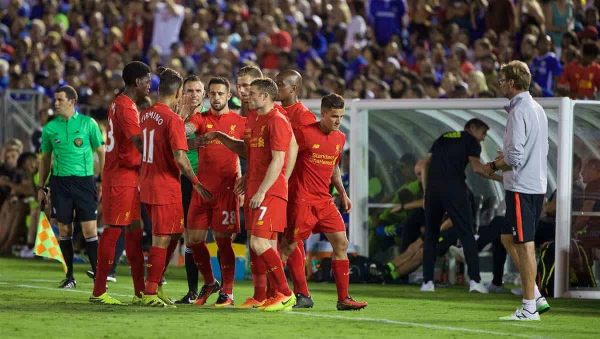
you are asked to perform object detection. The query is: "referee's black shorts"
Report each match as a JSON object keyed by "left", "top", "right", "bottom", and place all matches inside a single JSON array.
[
  {"left": 49, "top": 175, "right": 98, "bottom": 224},
  {"left": 502, "top": 190, "right": 544, "bottom": 243},
  {"left": 180, "top": 175, "right": 193, "bottom": 227}
]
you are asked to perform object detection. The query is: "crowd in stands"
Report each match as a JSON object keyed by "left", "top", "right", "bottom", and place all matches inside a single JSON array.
[{"left": 2, "top": 0, "right": 600, "bottom": 119}]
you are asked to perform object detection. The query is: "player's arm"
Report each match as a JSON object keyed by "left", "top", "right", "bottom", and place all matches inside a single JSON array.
[
  {"left": 203, "top": 131, "right": 247, "bottom": 157},
  {"left": 174, "top": 149, "right": 212, "bottom": 200},
  {"left": 130, "top": 135, "right": 143, "bottom": 153},
  {"left": 332, "top": 164, "right": 352, "bottom": 212},
  {"left": 421, "top": 154, "right": 432, "bottom": 193},
  {"left": 285, "top": 133, "right": 298, "bottom": 180},
  {"left": 249, "top": 150, "right": 285, "bottom": 208},
  {"left": 95, "top": 145, "right": 106, "bottom": 176},
  {"left": 469, "top": 156, "right": 501, "bottom": 182}
]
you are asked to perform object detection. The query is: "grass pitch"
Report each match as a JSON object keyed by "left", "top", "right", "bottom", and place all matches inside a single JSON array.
[{"left": 1, "top": 258, "right": 599, "bottom": 338}]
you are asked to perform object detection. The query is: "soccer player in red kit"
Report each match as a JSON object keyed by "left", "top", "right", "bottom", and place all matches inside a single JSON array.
[
  {"left": 203, "top": 78, "right": 296, "bottom": 311},
  {"left": 184, "top": 77, "right": 246, "bottom": 307},
  {"left": 90, "top": 61, "right": 151, "bottom": 305},
  {"left": 139, "top": 68, "right": 211, "bottom": 307},
  {"left": 282, "top": 94, "right": 367, "bottom": 310},
  {"left": 275, "top": 69, "right": 317, "bottom": 308}
]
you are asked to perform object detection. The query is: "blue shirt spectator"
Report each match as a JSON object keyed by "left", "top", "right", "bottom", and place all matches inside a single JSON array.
[
  {"left": 530, "top": 35, "right": 562, "bottom": 97},
  {"left": 368, "top": 0, "right": 406, "bottom": 46}
]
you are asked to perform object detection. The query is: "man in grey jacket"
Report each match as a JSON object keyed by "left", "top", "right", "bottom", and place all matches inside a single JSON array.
[{"left": 486, "top": 60, "right": 550, "bottom": 321}]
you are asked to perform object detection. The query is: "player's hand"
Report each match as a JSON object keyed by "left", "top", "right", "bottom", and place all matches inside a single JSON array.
[
  {"left": 194, "top": 183, "right": 213, "bottom": 201},
  {"left": 198, "top": 131, "right": 219, "bottom": 146},
  {"left": 177, "top": 94, "right": 194, "bottom": 120},
  {"left": 390, "top": 203, "right": 403, "bottom": 213},
  {"left": 249, "top": 191, "right": 265, "bottom": 209},
  {"left": 234, "top": 175, "right": 246, "bottom": 195},
  {"left": 97, "top": 184, "right": 102, "bottom": 202},
  {"left": 341, "top": 193, "right": 352, "bottom": 212},
  {"left": 37, "top": 187, "right": 48, "bottom": 205}
]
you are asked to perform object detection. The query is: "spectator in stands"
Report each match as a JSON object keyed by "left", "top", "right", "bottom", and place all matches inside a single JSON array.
[
  {"left": 368, "top": 0, "right": 405, "bottom": 46},
  {"left": 150, "top": 0, "right": 185, "bottom": 59},
  {"left": 558, "top": 42, "right": 600, "bottom": 99},
  {"left": 485, "top": 0, "right": 516, "bottom": 35},
  {"left": 544, "top": 0, "right": 575, "bottom": 50},
  {"left": 530, "top": 34, "right": 563, "bottom": 97}
]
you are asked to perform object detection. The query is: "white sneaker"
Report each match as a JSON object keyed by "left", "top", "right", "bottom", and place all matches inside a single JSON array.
[
  {"left": 536, "top": 297, "right": 551, "bottom": 314},
  {"left": 420, "top": 280, "right": 435, "bottom": 292},
  {"left": 469, "top": 280, "right": 489, "bottom": 294},
  {"left": 485, "top": 282, "right": 506, "bottom": 293},
  {"left": 107, "top": 274, "right": 117, "bottom": 283},
  {"left": 448, "top": 245, "right": 465, "bottom": 262},
  {"left": 499, "top": 307, "right": 540, "bottom": 321},
  {"left": 511, "top": 288, "right": 523, "bottom": 296}
]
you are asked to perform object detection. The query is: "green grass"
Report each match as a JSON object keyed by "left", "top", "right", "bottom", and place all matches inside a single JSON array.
[{"left": 1, "top": 258, "right": 599, "bottom": 338}]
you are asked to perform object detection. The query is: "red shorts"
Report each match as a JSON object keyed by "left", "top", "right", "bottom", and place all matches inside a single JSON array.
[
  {"left": 246, "top": 196, "right": 287, "bottom": 239},
  {"left": 187, "top": 191, "right": 240, "bottom": 233},
  {"left": 144, "top": 203, "right": 184, "bottom": 236},
  {"left": 285, "top": 200, "right": 345, "bottom": 241},
  {"left": 101, "top": 185, "right": 140, "bottom": 226}
]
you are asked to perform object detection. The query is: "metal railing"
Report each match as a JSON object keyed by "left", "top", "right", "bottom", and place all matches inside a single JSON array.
[{"left": 0, "top": 90, "right": 45, "bottom": 150}]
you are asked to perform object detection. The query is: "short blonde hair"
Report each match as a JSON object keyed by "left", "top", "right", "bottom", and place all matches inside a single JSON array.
[{"left": 500, "top": 60, "right": 531, "bottom": 91}]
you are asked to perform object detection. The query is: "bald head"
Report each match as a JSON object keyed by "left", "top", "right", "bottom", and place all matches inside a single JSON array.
[{"left": 276, "top": 69, "right": 303, "bottom": 105}]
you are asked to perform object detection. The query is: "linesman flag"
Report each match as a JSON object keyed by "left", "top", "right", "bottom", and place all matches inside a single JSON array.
[{"left": 34, "top": 211, "right": 67, "bottom": 272}]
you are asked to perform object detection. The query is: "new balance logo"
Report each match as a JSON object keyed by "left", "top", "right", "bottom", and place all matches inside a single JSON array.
[{"left": 312, "top": 144, "right": 320, "bottom": 149}]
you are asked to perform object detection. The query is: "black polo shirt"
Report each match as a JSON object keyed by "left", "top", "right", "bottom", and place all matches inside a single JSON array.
[{"left": 427, "top": 130, "right": 481, "bottom": 188}]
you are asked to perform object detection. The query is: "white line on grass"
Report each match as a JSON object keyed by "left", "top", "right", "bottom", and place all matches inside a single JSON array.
[
  {"left": 288, "top": 311, "right": 545, "bottom": 338},
  {"left": 13, "top": 284, "right": 131, "bottom": 298}
]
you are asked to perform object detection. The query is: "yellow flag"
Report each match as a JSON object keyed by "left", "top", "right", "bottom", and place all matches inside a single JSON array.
[{"left": 34, "top": 211, "right": 67, "bottom": 272}]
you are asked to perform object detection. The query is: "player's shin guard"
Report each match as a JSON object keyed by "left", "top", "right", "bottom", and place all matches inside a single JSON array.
[
  {"left": 250, "top": 249, "right": 267, "bottom": 301},
  {"left": 259, "top": 248, "right": 292, "bottom": 297},
  {"left": 59, "top": 236, "right": 74, "bottom": 278},
  {"left": 93, "top": 227, "right": 121, "bottom": 297},
  {"left": 145, "top": 246, "right": 167, "bottom": 295},
  {"left": 287, "top": 241, "right": 309, "bottom": 296},
  {"left": 189, "top": 242, "right": 215, "bottom": 284},
  {"left": 332, "top": 259, "right": 350, "bottom": 301},
  {"left": 215, "top": 237, "right": 235, "bottom": 295},
  {"left": 85, "top": 236, "right": 99, "bottom": 273},
  {"left": 162, "top": 238, "right": 179, "bottom": 279},
  {"left": 125, "top": 227, "right": 145, "bottom": 297}
]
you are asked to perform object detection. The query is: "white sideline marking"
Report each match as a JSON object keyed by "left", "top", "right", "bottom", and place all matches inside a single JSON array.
[{"left": 288, "top": 312, "right": 543, "bottom": 338}]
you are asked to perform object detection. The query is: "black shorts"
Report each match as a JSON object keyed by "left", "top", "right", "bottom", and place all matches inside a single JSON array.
[
  {"left": 49, "top": 175, "right": 98, "bottom": 224},
  {"left": 180, "top": 175, "right": 193, "bottom": 227},
  {"left": 503, "top": 190, "right": 544, "bottom": 243}
]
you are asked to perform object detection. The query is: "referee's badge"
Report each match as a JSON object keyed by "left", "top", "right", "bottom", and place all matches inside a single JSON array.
[{"left": 74, "top": 138, "right": 83, "bottom": 147}]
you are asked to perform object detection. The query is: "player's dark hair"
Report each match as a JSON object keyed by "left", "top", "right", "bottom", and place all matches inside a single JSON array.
[
  {"left": 55, "top": 85, "right": 78, "bottom": 102},
  {"left": 158, "top": 67, "right": 183, "bottom": 96},
  {"left": 582, "top": 42, "right": 599, "bottom": 57},
  {"left": 321, "top": 93, "right": 345, "bottom": 111},
  {"left": 123, "top": 61, "right": 151, "bottom": 87},
  {"left": 464, "top": 118, "right": 489, "bottom": 131},
  {"left": 183, "top": 74, "right": 203, "bottom": 88},
  {"left": 238, "top": 65, "right": 263, "bottom": 80},
  {"left": 208, "top": 77, "right": 230, "bottom": 92},
  {"left": 250, "top": 78, "right": 278, "bottom": 101}
]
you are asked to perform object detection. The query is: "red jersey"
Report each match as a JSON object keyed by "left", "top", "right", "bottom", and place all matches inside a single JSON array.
[
  {"left": 289, "top": 122, "right": 346, "bottom": 205},
  {"left": 243, "top": 104, "right": 287, "bottom": 142},
  {"left": 103, "top": 94, "right": 142, "bottom": 187},
  {"left": 558, "top": 61, "right": 600, "bottom": 99},
  {"left": 139, "top": 102, "right": 188, "bottom": 205},
  {"left": 282, "top": 101, "right": 317, "bottom": 130},
  {"left": 188, "top": 111, "right": 247, "bottom": 193},
  {"left": 246, "top": 107, "right": 292, "bottom": 200}
]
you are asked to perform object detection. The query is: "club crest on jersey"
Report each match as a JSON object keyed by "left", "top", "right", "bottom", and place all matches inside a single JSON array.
[
  {"left": 312, "top": 144, "right": 320, "bottom": 149},
  {"left": 73, "top": 138, "right": 83, "bottom": 147},
  {"left": 230, "top": 124, "right": 237, "bottom": 133},
  {"left": 207, "top": 124, "right": 213, "bottom": 129}
]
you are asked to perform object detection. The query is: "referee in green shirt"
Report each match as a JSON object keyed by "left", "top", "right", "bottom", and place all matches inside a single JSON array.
[{"left": 37, "top": 85, "right": 105, "bottom": 289}]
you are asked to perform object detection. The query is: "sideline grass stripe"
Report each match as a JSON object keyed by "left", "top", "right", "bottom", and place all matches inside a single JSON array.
[
  {"left": 287, "top": 310, "right": 544, "bottom": 338},
  {"left": 6, "top": 280, "right": 543, "bottom": 338}
]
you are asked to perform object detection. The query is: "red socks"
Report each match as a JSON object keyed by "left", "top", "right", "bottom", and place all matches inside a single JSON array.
[
  {"left": 93, "top": 226, "right": 121, "bottom": 297},
  {"left": 250, "top": 249, "right": 267, "bottom": 301},
  {"left": 215, "top": 237, "right": 235, "bottom": 294},
  {"left": 189, "top": 242, "right": 215, "bottom": 284},
  {"left": 259, "top": 248, "right": 291, "bottom": 297},
  {"left": 332, "top": 259, "right": 350, "bottom": 301},
  {"left": 287, "top": 241, "right": 309, "bottom": 296},
  {"left": 144, "top": 246, "right": 167, "bottom": 295},
  {"left": 125, "top": 227, "right": 144, "bottom": 297}
]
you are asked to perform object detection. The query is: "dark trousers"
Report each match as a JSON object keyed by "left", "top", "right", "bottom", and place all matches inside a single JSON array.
[
  {"left": 477, "top": 216, "right": 508, "bottom": 286},
  {"left": 423, "top": 185, "right": 481, "bottom": 282}
]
